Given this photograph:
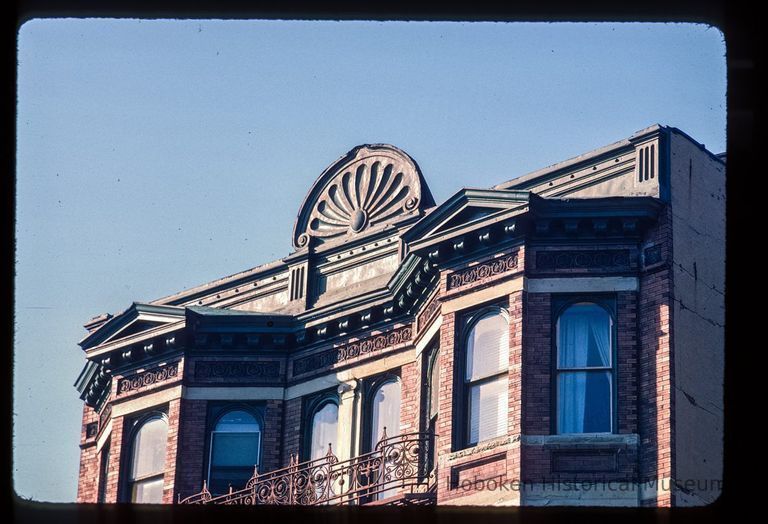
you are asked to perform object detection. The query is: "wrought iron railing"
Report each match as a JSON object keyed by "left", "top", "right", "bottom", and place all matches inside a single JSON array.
[{"left": 179, "top": 430, "right": 437, "bottom": 506}]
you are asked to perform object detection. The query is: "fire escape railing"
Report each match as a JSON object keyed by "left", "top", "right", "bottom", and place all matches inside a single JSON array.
[{"left": 179, "top": 431, "right": 437, "bottom": 505}]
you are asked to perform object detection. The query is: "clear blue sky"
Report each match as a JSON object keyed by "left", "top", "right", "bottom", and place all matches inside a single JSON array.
[{"left": 14, "top": 19, "right": 726, "bottom": 502}]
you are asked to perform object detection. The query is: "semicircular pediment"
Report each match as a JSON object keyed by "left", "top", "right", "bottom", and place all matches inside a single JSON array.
[{"left": 293, "top": 144, "right": 434, "bottom": 249}]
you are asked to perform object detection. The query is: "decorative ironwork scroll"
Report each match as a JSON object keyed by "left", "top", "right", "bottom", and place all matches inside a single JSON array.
[{"left": 179, "top": 432, "right": 436, "bottom": 506}]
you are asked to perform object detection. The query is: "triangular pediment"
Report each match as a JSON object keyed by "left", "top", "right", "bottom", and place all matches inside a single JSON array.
[
  {"left": 79, "top": 303, "right": 185, "bottom": 349},
  {"left": 403, "top": 188, "right": 530, "bottom": 248}
]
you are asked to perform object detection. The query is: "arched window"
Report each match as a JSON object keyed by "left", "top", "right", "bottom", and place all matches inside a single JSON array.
[
  {"left": 464, "top": 310, "right": 509, "bottom": 446},
  {"left": 556, "top": 302, "right": 614, "bottom": 434},
  {"left": 309, "top": 401, "right": 339, "bottom": 460},
  {"left": 208, "top": 409, "right": 261, "bottom": 494},
  {"left": 370, "top": 379, "right": 401, "bottom": 448},
  {"left": 128, "top": 415, "right": 168, "bottom": 503}
]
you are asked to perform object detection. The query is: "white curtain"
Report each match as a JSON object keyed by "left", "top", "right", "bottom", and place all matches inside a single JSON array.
[
  {"left": 589, "top": 311, "right": 611, "bottom": 367},
  {"left": 558, "top": 373, "right": 587, "bottom": 433},
  {"left": 310, "top": 403, "right": 339, "bottom": 460},
  {"left": 371, "top": 380, "right": 401, "bottom": 500},
  {"left": 558, "top": 304, "right": 611, "bottom": 433}
]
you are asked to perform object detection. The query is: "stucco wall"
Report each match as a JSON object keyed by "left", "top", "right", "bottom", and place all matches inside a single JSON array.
[{"left": 668, "top": 130, "right": 725, "bottom": 506}]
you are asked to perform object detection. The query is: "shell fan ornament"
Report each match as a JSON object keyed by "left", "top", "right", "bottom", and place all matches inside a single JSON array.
[{"left": 293, "top": 145, "right": 434, "bottom": 249}]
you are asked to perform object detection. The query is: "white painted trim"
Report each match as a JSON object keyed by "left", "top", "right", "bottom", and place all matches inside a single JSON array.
[
  {"left": 284, "top": 376, "right": 335, "bottom": 400},
  {"left": 285, "top": 349, "right": 416, "bottom": 400},
  {"left": 180, "top": 348, "right": 419, "bottom": 402},
  {"left": 442, "top": 276, "right": 524, "bottom": 314},
  {"left": 525, "top": 276, "right": 638, "bottom": 293},
  {"left": 111, "top": 385, "right": 183, "bottom": 418},
  {"left": 522, "top": 482, "right": 640, "bottom": 507},
  {"left": 184, "top": 386, "right": 284, "bottom": 400},
  {"left": 96, "top": 420, "right": 112, "bottom": 453},
  {"left": 522, "top": 433, "right": 639, "bottom": 446},
  {"left": 415, "top": 316, "right": 442, "bottom": 358}
]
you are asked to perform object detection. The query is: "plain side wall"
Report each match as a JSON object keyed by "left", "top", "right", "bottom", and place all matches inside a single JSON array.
[{"left": 668, "top": 130, "right": 725, "bottom": 505}]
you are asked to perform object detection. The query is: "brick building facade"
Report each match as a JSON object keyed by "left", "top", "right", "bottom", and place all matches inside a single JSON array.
[{"left": 74, "top": 125, "right": 724, "bottom": 507}]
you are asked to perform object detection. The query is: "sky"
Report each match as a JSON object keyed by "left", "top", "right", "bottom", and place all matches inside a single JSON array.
[{"left": 14, "top": 19, "right": 726, "bottom": 502}]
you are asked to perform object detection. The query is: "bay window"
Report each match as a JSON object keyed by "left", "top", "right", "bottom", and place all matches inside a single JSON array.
[
  {"left": 555, "top": 301, "right": 614, "bottom": 434},
  {"left": 127, "top": 414, "right": 168, "bottom": 503},
  {"left": 208, "top": 409, "right": 261, "bottom": 494},
  {"left": 463, "top": 309, "right": 509, "bottom": 446}
]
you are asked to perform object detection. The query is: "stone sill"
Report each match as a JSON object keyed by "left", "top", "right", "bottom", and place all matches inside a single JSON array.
[{"left": 523, "top": 433, "right": 639, "bottom": 449}]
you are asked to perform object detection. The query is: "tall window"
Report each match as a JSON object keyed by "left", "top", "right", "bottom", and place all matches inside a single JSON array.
[
  {"left": 208, "top": 409, "right": 261, "bottom": 494},
  {"left": 370, "top": 379, "right": 401, "bottom": 447},
  {"left": 309, "top": 401, "right": 339, "bottom": 460},
  {"left": 97, "top": 442, "right": 110, "bottom": 503},
  {"left": 464, "top": 310, "right": 509, "bottom": 446},
  {"left": 369, "top": 378, "right": 401, "bottom": 500},
  {"left": 128, "top": 415, "right": 168, "bottom": 503},
  {"left": 426, "top": 347, "right": 440, "bottom": 473},
  {"left": 556, "top": 302, "right": 614, "bottom": 434}
]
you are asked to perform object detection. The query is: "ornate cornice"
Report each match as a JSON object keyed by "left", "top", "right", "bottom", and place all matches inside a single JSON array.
[
  {"left": 535, "top": 249, "right": 632, "bottom": 271},
  {"left": 116, "top": 362, "right": 179, "bottom": 396},
  {"left": 293, "top": 324, "right": 413, "bottom": 376},
  {"left": 417, "top": 292, "right": 441, "bottom": 332},
  {"left": 194, "top": 360, "right": 281, "bottom": 382},
  {"left": 447, "top": 254, "right": 520, "bottom": 290}
]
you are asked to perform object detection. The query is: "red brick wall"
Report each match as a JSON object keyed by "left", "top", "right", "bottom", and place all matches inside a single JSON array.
[
  {"left": 76, "top": 404, "right": 100, "bottom": 502},
  {"left": 400, "top": 360, "right": 421, "bottom": 434},
  {"left": 263, "top": 400, "right": 284, "bottom": 472},
  {"left": 435, "top": 310, "right": 456, "bottom": 503},
  {"left": 283, "top": 397, "right": 303, "bottom": 465},
  {"left": 616, "top": 291, "right": 638, "bottom": 435},
  {"left": 162, "top": 398, "right": 182, "bottom": 503},
  {"left": 522, "top": 292, "right": 551, "bottom": 435},
  {"left": 174, "top": 399, "right": 208, "bottom": 499},
  {"left": 507, "top": 290, "right": 524, "bottom": 476},
  {"left": 638, "top": 206, "right": 675, "bottom": 507}
]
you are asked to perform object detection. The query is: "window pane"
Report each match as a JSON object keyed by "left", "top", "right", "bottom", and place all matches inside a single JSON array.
[
  {"left": 98, "top": 444, "right": 110, "bottom": 503},
  {"left": 210, "top": 467, "right": 253, "bottom": 494},
  {"left": 310, "top": 402, "right": 338, "bottom": 460},
  {"left": 466, "top": 313, "right": 509, "bottom": 381},
  {"left": 211, "top": 432, "right": 261, "bottom": 466},
  {"left": 131, "top": 476, "right": 164, "bottom": 504},
  {"left": 371, "top": 380, "right": 401, "bottom": 447},
  {"left": 215, "top": 410, "right": 260, "bottom": 432},
  {"left": 558, "top": 304, "right": 611, "bottom": 368},
  {"left": 429, "top": 354, "right": 440, "bottom": 419},
  {"left": 557, "top": 371, "right": 612, "bottom": 433},
  {"left": 468, "top": 376, "right": 508, "bottom": 444},
  {"left": 131, "top": 417, "right": 168, "bottom": 480}
]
